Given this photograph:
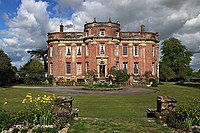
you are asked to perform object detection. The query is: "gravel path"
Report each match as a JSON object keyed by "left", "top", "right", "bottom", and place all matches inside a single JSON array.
[{"left": 12, "top": 86, "right": 156, "bottom": 96}]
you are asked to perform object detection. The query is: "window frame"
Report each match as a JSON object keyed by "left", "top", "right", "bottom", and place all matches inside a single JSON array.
[
  {"left": 134, "top": 45, "right": 139, "bottom": 57},
  {"left": 134, "top": 62, "right": 139, "bottom": 75},
  {"left": 152, "top": 45, "right": 155, "bottom": 57},
  {"left": 76, "top": 62, "right": 82, "bottom": 75},
  {"left": 152, "top": 63, "right": 155, "bottom": 75},
  {"left": 76, "top": 45, "right": 82, "bottom": 56},
  {"left": 50, "top": 46, "right": 53, "bottom": 57},
  {"left": 99, "top": 30, "right": 105, "bottom": 37},
  {"left": 123, "top": 45, "right": 128, "bottom": 56},
  {"left": 115, "top": 44, "right": 119, "bottom": 56},
  {"left": 66, "top": 46, "right": 71, "bottom": 57},
  {"left": 99, "top": 43, "right": 105, "bottom": 55},
  {"left": 86, "top": 44, "right": 89, "bottom": 56},
  {"left": 49, "top": 63, "right": 53, "bottom": 75},
  {"left": 123, "top": 62, "right": 128, "bottom": 73},
  {"left": 66, "top": 62, "right": 71, "bottom": 75}
]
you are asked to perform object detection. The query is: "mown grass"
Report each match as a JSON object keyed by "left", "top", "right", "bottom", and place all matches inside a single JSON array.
[
  {"left": 68, "top": 120, "right": 171, "bottom": 133},
  {"left": 1, "top": 82, "right": 199, "bottom": 132},
  {"left": 0, "top": 82, "right": 200, "bottom": 118},
  {"left": 71, "top": 82, "right": 200, "bottom": 118}
]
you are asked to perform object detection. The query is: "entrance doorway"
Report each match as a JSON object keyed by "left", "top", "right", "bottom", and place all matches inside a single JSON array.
[
  {"left": 99, "top": 61, "right": 106, "bottom": 77},
  {"left": 99, "top": 65, "right": 105, "bottom": 77}
]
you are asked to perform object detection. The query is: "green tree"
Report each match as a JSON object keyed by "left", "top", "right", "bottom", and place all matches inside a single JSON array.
[
  {"left": 27, "top": 49, "right": 48, "bottom": 72},
  {"left": 0, "top": 49, "right": 16, "bottom": 84},
  {"left": 159, "top": 62, "right": 175, "bottom": 82},
  {"left": 160, "top": 38, "right": 192, "bottom": 81},
  {"left": 19, "top": 58, "right": 45, "bottom": 84},
  {"left": 191, "top": 70, "right": 200, "bottom": 78}
]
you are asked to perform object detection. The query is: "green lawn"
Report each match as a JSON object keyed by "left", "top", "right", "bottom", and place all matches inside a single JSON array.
[
  {"left": 1, "top": 82, "right": 199, "bottom": 132},
  {"left": 0, "top": 82, "right": 200, "bottom": 117},
  {"left": 72, "top": 82, "right": 200, "bottom": 118},
  {"left": 68, "top": 120, "right": 171, "bottom": 133}
]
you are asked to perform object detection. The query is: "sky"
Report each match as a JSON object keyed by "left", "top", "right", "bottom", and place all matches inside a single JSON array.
[{"left": 0, "top": 0, "right": 200, "bottom": 71}]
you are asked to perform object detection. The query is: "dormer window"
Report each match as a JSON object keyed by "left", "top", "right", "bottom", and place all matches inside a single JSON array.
[
  {"left": 99, "top": 30, "right": 105, "bottom": 37},
  {"left": 85, "top": 30, "right": 89, "bottom": 37},
  {"left": 116, "top": 31, "right": 119, "bottom": 37}
]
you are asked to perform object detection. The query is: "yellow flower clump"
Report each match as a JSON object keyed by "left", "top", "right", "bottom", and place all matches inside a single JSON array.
[{"left": 22, "top": 93, "right": 56, "bottom": 104}]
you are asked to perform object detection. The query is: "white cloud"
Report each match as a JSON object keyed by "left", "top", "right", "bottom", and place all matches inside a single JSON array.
[
  {"left": 1, "top": 0, "right": 200, "bottom": 70},
  {"left": 0, "top": 0, "right": 49, "bottom": 68},
  {"left": 3, "top": 37, "right": 18, "bottom": 46}
]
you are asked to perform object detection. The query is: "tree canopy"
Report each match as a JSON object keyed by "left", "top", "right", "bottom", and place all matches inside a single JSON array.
[
  {"left": 160, "top": 37, "right": 192, "bottom": 81},
  {"left": 0, "top": 49, "right": 16, "bottom": 84},
  {"left": 19, "top": 58, "right": 45, "bottom": 84},
  {"left": 27, "top": 49, "right": 48, "bottom": 72}
]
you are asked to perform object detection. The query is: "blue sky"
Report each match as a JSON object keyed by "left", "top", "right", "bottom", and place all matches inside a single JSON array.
[{"left": 0, "top": 0, "right": 200, "bottom": 71}]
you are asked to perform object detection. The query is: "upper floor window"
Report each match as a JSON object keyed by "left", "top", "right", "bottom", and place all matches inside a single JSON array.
[
  {"left": 134, "top": 62, "right": 139, "bottom": 74},
  {"left": 115, "top": 44, "right": 119, "bottom": 56},
  {"left": 99, "top": 30, "right": 105, "bottom": 37},
  {"left": 66, "top": 46, "right": 71, "bottom": 56},
  {"left": 123, "top": 45, "right": 128, "bottom": 56},
  {"left": 77, "top": 45, "right": 82, "bottom": 56},
  {"left": 100, "top": 44, "right": 105, "bottom": 55},
  {"left": 50, "top": 47, "right": 53, "bottom": 57},
  {"left": 152, "top": 45, "right": 155, "bottom": 57},
  {"left": 134, "top": 45, "right": 138, "bottom": 57},
  {"left": 66, "top": 62, "right": 71, "bottom": 74},
  {"left": 86, "top": 44, "right": 89, "bottom": 56}
]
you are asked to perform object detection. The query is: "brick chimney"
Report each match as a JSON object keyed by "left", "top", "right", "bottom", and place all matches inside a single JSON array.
[{"left": 60, "top": 23, "right": 64, "bottom": 32}]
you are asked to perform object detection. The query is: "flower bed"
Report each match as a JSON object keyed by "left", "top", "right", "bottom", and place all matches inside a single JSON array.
[{"left": 0, "top": 94, "right": 74, "bottom": 132}]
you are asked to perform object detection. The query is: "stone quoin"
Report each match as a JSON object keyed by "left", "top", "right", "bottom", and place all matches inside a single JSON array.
[{"left": 47, "top": 18, "right": 159, "bottom": 82}]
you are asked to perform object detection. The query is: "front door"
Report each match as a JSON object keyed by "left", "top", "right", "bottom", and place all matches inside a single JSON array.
[{"left": 99, "top": 65, "right": 105, "bottom": 77}]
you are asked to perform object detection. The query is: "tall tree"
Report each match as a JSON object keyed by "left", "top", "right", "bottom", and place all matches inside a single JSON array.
[
  {"left": 0, "top": 49, "right": 16, "bottom": 84},
  {"left": 27, "top": 49, "right": 48, "bottom": 72},
  {"left": 160, "top": 38, "right": 192, "bottom": 81},
  {"left": 159, "top": 62, "right": 175, "bottom": 82},
  {"left": 19, "top": 58, "right": 45, "bottom": 84}
]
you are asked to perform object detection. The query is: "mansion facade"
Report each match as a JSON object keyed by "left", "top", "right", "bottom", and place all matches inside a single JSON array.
[{"left": 47, "top": 18, "right": 159, "bottom": 81}]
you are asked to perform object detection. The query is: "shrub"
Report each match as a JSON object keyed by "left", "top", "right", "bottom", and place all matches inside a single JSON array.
[
  {"left": 149, "top": 77, "right": 158, "bottom": 87},
  {"left": 13, "top": 94, "right": 56, "bottom": 126},
  {"left": 0, "top": 109, "right": 12, "bottom": 131},
  {"left": 165, "top": 101, "right": 200, "bottom": 131}
]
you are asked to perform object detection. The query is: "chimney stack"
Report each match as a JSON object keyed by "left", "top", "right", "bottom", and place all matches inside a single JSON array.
[
  {"left": 141, "top": 25, "right": 145, "bottom": 32},
  {"left": 60, "top": 23, "right": 64, "bottom": 32}
]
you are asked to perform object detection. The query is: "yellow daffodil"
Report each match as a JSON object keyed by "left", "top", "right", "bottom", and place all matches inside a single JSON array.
[
  {"left": 22, "top": 99, "right": 26, "bottom": 104},
  {"left": 26, "top": 95, "right": 32, "bottom": 98}
]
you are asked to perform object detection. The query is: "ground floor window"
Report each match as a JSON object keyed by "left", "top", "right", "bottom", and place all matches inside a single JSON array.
[
  {"left": 66, "top": 62, "right": 71, "bottom": 74},
  {"left": 152, "top": 63, "right": 155, "bottom": 75},
  {"left": 77, "top": 62, "right": 82, "bottom": 75},
  {"left": 86, "top": 62, "right": 89, "bottom": 73},
  {"left": 123, "top": 62, "right": 128, "bottom": 73},
  {"left": 49, "top": 63, "right": 53, "bottom": 75},
  {"left": 116, "top": 62, "right": 119, "bottom": 70},
  {"left": 134, "top": 62, "right": 139, "bottom": 74}
]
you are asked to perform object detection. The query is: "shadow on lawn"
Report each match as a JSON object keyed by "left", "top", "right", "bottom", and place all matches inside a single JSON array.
[{"left": 180, "top": 83, "right": 200, "bottom": 89}]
